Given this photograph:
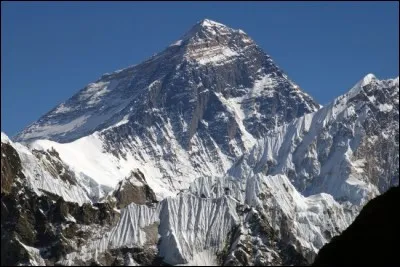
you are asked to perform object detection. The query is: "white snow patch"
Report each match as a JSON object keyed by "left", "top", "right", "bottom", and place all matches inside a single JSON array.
[
  {"left": 19, "top": 115, "right": 89, "bottom": 141},
  {"left": 80, "top": 80, "right": 118, "bottom": 106},
  {"left": 214, "top": 93, "right": 256, "bottom": 150},
  {"left": 100, "top": 115, "right": 130, "bottom": 132},
  {"left": 176, "top": 250, "right": 218, "bottom": 266},
  {"left": 347, "top": 73, "right": 376, "bottom": 99},
  {"left": 65, "top": 213, "right": 77, "bottom": 223},
  {"left": 1, "top": 132, "right": 11, "bottom": 143},
  {"left": 251, "top": 74, "right": 279, "bottom": 98},
  {"left": 200, "top": 19, "right": 227, "bottom": 28},
  {"left": 195, "top": 47, "right": 238, "bottom": 65},
  {"left": 148, "top": 80, "right": 161, "bottom": 91},
  {"left": 378, "top": 103, "right": 393, "bottom": 112},
  {"left": 18, "top": 240, "right": 46, "bottom": 266},
  {"left": 54, "top": 103, "right": 72, "bottom": 114},
  {"left": 30, "top": 134, "right": 123, "bottom": 189},
  {"left": 170, "top": 40, "right": 183, "bottom": 47}
]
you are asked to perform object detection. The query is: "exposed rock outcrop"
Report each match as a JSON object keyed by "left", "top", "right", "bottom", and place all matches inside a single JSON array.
[{"left": 113, "top": 169, "right": 158, "bottom": 209}]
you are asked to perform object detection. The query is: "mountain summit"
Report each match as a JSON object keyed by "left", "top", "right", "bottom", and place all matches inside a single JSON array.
[
  {"left": 15, "top": 19, "right": 318, "bottom": 146},
  {"left": 175, "top": 19, "right": 257, "bottom": 66},
  {"left": 177, "top": 18, "right": 253, "bottom": 46}
]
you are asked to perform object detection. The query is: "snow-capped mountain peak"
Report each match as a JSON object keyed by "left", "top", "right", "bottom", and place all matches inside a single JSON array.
[
  {"left": 347, "top": 73, "right": 377, "bottom": 98},
  {"left": 199, "top": 18, "right": 226, "bottom": 27},
  {"left": 169, "top": 18, "right": 255, "bottom": 66},
  {"left": 360, "top": 73, "right": 376, "bottom": 84},
  {"left": 179, "top": 18, "right": 249, "bottom": 43},
  {"left": 14, "top": 19, "right": 318, "bottom": 145}
]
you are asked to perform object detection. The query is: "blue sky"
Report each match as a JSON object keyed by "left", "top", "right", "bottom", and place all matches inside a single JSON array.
[{"left": 1, "top": 1, "right": 399, "bottom": 136}]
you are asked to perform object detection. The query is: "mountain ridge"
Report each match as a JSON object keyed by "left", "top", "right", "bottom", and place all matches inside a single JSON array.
[{"left": 14, "top": 19, "right": 318, "bottom": 144}]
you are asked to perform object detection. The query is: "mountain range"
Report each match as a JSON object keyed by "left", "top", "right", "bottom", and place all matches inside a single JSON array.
[{"left": 1, "top": 19, "right": 398, "bottom": 266}]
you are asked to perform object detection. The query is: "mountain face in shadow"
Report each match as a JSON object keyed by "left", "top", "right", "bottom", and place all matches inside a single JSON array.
[{"left": 313, "top": 185, "right": 400, "bottom": 266}]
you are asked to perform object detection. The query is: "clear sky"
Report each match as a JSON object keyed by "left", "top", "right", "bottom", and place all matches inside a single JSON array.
[{"left": 1, "top": 1, "right": 399, "bottom": 136}]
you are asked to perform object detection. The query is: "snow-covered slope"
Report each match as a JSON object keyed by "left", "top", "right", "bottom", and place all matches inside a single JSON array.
[
  {"left": 1, "top": 132, "right": 90, "bottom": 205},
  {"left": 227, "top": 74, "right": 398, "bottom": 205},
  {"left": 2, "top": 19, "right": 399, "bottom": 266}
]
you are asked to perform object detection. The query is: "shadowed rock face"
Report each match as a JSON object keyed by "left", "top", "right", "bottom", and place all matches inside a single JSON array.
[
  {"left": 113, "top": 169, "right": 158, "bottom": 209},
  {"left": 313, "top": 185, "right": 400, "bottom": 266},
  {"left": 1, "top": 141, "right": 120, "bottom": 266},
  {"left": 218, "top": 206, "right": 308, "bottom": 266},
  {"left": 1, "top": 142, "right": 24, "bottom": 194}
]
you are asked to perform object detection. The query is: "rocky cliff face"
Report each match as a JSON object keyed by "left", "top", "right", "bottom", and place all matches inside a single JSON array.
[
  {"left": 2, "top": 19, "right": 399, "bottom": 266},
  {"left": 112, "top": 169, "right": 158, "bottom": 209}
]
